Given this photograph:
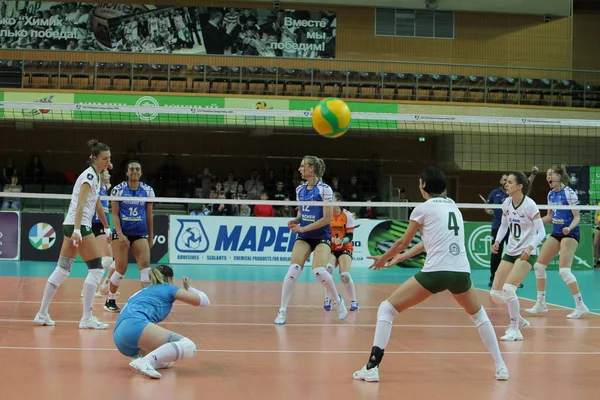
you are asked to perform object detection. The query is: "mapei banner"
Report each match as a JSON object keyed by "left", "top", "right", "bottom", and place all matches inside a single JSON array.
[
  {"left": 168, "top": 216, "right": 594, "bottom": 270},
  {"left": 0, "top": 2, "right": 336, "bottom": 58}
]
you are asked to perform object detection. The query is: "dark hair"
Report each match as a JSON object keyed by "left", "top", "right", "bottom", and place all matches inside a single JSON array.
[
  {"left": 507, "top": 171, "right": 530, "bottom": 193},
  {"left": 420, "top": 166, "right": 446, "bottom": 195},
  {"left": 550, "top": 164, "right": 570, "bottom": 185},
  {"left": 333, "top": 191, "right": 344, "bottom": 201},
  {"left": 127, "top": 159, "right": 143, "bottom": 170},
  {"left": 149, "top": 264, "right": 174, "bottom": 285},
  {"left": 87, "top": 139, "right": 110, "bottom": 157}
]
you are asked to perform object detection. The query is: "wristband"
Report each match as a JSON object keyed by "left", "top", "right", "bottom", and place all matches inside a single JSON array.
[
  {"left": 104, "top": 228, "right": 111, "bottom": 236},
  {"left": 73, "top": 228, "right": 81, "bottom": 237}
]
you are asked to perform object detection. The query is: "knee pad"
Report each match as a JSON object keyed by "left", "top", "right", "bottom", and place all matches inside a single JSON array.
[
  {"left": 313, "top": 266, "right": 331, "bottom": 282},
  {"left": 502, "top": 283, "right": 518, "bottom": 302},
  {"left": 490, "top": 289, "right": 506, "bottom": 305},
  {"left": 57, "top": 256, "right": 75, "bottom": 273},
  {"left": 534, "top": 263, "right": 547, "bottom": 279},
  {"left": 169, "top": 337, "right": 196, "bottom": 360},
  {"left": 84, "top": 268, "right": 103, "bottom": 287},
  {"left": 101, "top": 257, "right": 113, "bottom": 270},
  {"left": 85, "top": 257, "right": 103, "bottom": 270},
  {"left": 559, "top": 268, "right": 577, "bottom": 284},
  {"left": 140, "top": 267, "right": 151, "bottom": 283},
  {"left": 48, "top": 266, "right": 70, "bottom": 287},
  {"left": 285, "top": 264, "right": 302, "bottom": 281},
  {"left": 110, "top": 271, "right": 124, "bottom": 288},
  {"left": 470, "top": 307, "right": 490, "bottom": 328},
  {"left": 325, "top": 263, "right": 334, "bottom": 276},
  {"left": 377, "top": 300, "right": 398, "bottom": 324},
  {"left": 340, "top": 272, "right": 352, "bottom": 284}
]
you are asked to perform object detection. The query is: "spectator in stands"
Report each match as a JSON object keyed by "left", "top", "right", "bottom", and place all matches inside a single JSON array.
[
  {"left": 345, "top": 175, "right": 362, "bottom": 202},
  {"left": 253, "top": 192, "right": 275, "bottom": 217},
  {"left": 330, "top": 176, "right": 342, "bottom": 194},
  {"left": 156, "top": 154, "right": 183, "bottom": 196},
  {"left": 270, "top": 181, "right": 289, "bottom": 212},
  {"left": 245, "top": 170, "right": 264, "bottom": 200},
  {"left": 211, "top": 191, "right": 234, "bottom": 216},
  {"left": 195, "top": 167, "right": 216, "bottom": 198},
  {"left": 264, "top": 169, "right": 277, "bottom": 193},
  {"left": 2, "top": 156, "right": 17, "bottom": 184},
  {"left": 1, "top": 175, "right": 22, "bottom": 210},
  {"left": 25, "top": 154, "right": 45, "bottom": 185},
  {"left": 277, "top": 196, "right": 296, "bottom": 218},
  {"left": 223, "top": 171, "right": 238, "bottom": 198},
  {"left": 359, "top": 199, "right": 378, "bottom": 219}
]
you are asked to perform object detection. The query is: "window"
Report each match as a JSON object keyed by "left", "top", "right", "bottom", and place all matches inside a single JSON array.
[{"left": 375, "top": 8, "right": 454, "bottom": 39}]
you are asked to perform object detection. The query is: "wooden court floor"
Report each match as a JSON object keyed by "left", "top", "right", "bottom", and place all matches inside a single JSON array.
[{"left": 0, "top": 275, "right": 598, "bottom": 400}]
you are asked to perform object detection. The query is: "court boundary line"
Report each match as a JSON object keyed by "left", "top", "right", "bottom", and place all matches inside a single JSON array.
[{"left": 0, "top": 345, "right": 597, "bottom": 355}]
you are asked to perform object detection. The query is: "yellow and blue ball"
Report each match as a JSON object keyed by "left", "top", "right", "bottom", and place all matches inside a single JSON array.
[{"left": 312, "top": 98, "right": 351, "bottom": 139}]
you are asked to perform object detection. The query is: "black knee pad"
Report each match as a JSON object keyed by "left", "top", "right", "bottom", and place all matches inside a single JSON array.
[{"left": 85, "top": 257, "right": 103, "bottom": 270}]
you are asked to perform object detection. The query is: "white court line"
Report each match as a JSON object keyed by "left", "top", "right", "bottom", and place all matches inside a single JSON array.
[
  {"left": 4, "top": 318, "right": 599, "bottom": 329},
  {"left": 0, "top": 346, "right": 597, "bottom": 355}
]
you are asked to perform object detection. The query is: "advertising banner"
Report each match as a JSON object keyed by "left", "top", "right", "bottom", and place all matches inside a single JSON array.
[
  {"left": 20, "top": 212, "right": 64, "bottom": 261},
  {"left": 0, "top": 211, "right": 20, "bottom": 260},
  {"left": 0, "top": 2, "right": 336, "bottom": 58},
  {"left": 2, "top": 92, "right": 74, "bottom": 120},
  {"left": 168, "top": 216, "right": 594, "bottom": 270}
]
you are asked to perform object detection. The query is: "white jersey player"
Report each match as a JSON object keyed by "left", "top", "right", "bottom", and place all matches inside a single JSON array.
[
  {"left": 34, "top": 140, "right": 113, "bottom": 330},
  {"left": 353, "top": 166, "right": 508, "bottom": 383},
  {"left": 489, "top": 172, "right": 546, "bottom": 341}
]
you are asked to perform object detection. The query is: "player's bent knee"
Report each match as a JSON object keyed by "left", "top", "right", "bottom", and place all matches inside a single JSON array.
[
  {"left": 140, "top": 267, "right": 151, "bottom": 283},
  {"left": 101, "top": 257, "right": 112, "bottom": 270},
  {"left": 340, "top": 272, "right": 351, "bottom": 284},
  {"left": 85, "top": 257, "right": 103, "bottom": 270},
  {"left": 377, "top": 300, "right": 398, "bottom": 323},
  {"left": 179, "top": 338, "right": 196, "bottom": 359},
  {"left": 470, "top": 307, "right": 489, "bottom": 328},
  {"left": 58, "top": 256, "right": 75, "bottom": 273},
  {"left": 534, "top": 262, "right": 547, "bottom": 279},
  {"left": 48, "top": 266, "right": 70, "bottom": 287},
  {"left": 502, "top": 283, "right": 517, "bottom": 302},
  {"left": 559, "top": 268, "right": 577, "bottom": 284},
  {"left": 490, "top": 289, "right": 506, "bottom": 305},
  {"left": 285, "top": 264, "right": 302, "bottom": 281}
]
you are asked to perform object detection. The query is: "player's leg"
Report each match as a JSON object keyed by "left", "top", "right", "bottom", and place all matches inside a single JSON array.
[
  {"left": 452, "top": 279, "right": 508, "bottom": 380},
  {"left": 501, "top": 259, "right": 534, "bottom": 341},
  {"left": 96, "top": 232, "right": 114, "bottom": 295},
  {"left": 557, "top": 238, "right": 589, "bottom": 318},
  {"left": 106, "top": 235, "right": 129, "bottom": 313},
  {"left": 129, "top": 323, "right": 197, "bottom": 379},
  {"left": 311, "top": 243, "right": 347, "bottom": 321},
  {"left": 490, "top": 258, "right": 514, "bottom": 307},
  {"left": 338, "top": 253, "right": 358, "bottom": 310},
  {"left": 131, "top": 237, "right": 152, "bottom": 288},
  {"left": 323, "top": 253, "right": 337, "bottom": 311},
  {"left": 274, "top": 239, "right": 311, "bottom": 325},
  {"left": 525, "top": 237, "right": 559, "bottom": 314},
  {"left": 77, "top": 230, "right": 109, "bottom": 329},
  {"left": 34, "top": 232, "right": 77, "bottom": 326},
  {"left": 353, "top": 274, "right": 434, "bottom": 382}
]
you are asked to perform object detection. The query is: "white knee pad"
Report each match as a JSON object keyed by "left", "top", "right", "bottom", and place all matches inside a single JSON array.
[
  {"left": 534, "top": 263, "right": 547, "bottom": 279},
  {"left": 110, "top": 271, "right": 124, "bottom": 288},
  {"left": 502, "top": 283, "right": 518, "bottom": 302},
  {"left": 340, "top": 272, "right": 352, "bottom": 284},
  {"left": 140, "top": 267, "right": 151, "bottom": 283},
  {"left": 48, "top": 266, "right": 70, "bottom": 287},
  {"left": 559, "top": 268, "right": 577, "bottom": 285},
  {"left": 377, "top": 300, "right": 398, "bottom": 324},
  {"left": 490, "top": 290, "right": 506, "bottom": 306},
  {"left": 470, "top": 307, "right": 490, "bottom": 328},
  {"left": 325, "top": 263, "right": 334, "bottom": 276},
  {"left": 285, "top": 264, "right": 302, "bottom": 281},
  {"left": 101, "top": 257, "right": 113, "bottom": 270},
  {"left": 84, "top": 268, "right": 104, "bottom": 287},
  {"left": 313, "top": 266, "right": 331, "bottom": 282},
  {"left": 174, "top": 338, "right": 196, "bottom": 360}
]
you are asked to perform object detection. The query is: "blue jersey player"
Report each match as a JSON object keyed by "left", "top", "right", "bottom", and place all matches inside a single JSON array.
[
  {"left": 105, "top": 160, "right": 155, "bottom": 313},
  {"left": 274, "top": 155, "right": 348, "bottom": 325},
  {"left": 525, "top": 165, "right": 589, "bottom": 319},
  {"left": 113, "top": 265, "right": 210, "bottom": 379}
]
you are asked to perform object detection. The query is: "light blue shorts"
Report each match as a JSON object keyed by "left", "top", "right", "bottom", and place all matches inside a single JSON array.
[{"left": 113, "top": 317, "right": 151, "bottom": 357}]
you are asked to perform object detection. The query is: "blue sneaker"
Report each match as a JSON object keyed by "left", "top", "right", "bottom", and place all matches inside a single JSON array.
[
  {"left": 350, "top": 300, "right": 359, "bottom": 311},
  {"left": 323, "top": 296, "right": 332, "bottom": 311}
]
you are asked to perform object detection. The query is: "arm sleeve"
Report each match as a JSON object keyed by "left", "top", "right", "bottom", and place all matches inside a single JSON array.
[
  {"left": 495, "top": 213, "right": 509, "bottom": 243},
  {"left": 529, "top": 218, "right": 546, "bottom": 249}
]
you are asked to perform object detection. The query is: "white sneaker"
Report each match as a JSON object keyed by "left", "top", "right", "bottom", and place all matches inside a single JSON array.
[
  {"left": 353, "top": 365, "right": 380, "bottom": 382},
  {"left": 274, "top": 309, "right": 287, "bottom": 325},
  {"left": 79, "top": 315, "right": 109, "bottom": 330},
  {"left": 525, "top": 302, "right": 548, "bottom": 314},
  {"left": 129, "top": 358, "right": 162, "bottom": 379},
  {"left": 155, "top": 362, "right": 176, "bottom": 370},
  {"left": 567, "top": 304, "right": 590, "bottom": 319},
  {"left": 336, "top": 295, "right": 348, "bottom": 321},
  {"left": 505, "top": 316, "right": 531, "bottom": 334},
  {"left": 80, "top": 290, "right": 103, "bottom": 298},
  {"left": 495, "top": 366, "right": 509, "bottom": 381},
  {"left": 33, "top": 312, "right": 55, "bottom": 326},
  {"left": 501, "top": 328, "right": 523, "bottom": 341}
]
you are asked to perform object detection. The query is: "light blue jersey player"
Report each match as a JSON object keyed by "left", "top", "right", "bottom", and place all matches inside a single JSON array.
[
  {"left": 106, "top": 161, "right": 155, "bottom": 313},
  {"left": 526, "top": 165, "right": 589, "bottom": 319},
  {"left": 113, "top": 265, "right": 210, "bottom": 379},
  {"left": 274, "top": 155, "right": 348, "bottom": 325}
]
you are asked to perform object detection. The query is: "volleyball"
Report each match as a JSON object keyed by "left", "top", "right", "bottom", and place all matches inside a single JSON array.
[{"left": 312, "top": 98, "right": 351, "bottom": 139}]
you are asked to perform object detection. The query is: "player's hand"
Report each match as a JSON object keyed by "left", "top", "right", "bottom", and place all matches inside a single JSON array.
[
  {"left": 531, "top": 166, "right": 539, "bottom": 175},
  {"left": 333, "top": 237, "right": 343, "bottom": 247},
  {"left": 119, "top": 233, "right": 130, "bottom": 249},
  {"left": 182, "top": 276, "right": 191, "bottom": 290},
  {"left": 367, "top": 255, "right": 391, "bottom": 270},
  {"left": 491, "top": 241, "right": 500, "bottom": 254},
  {"left": 287, "top": 219, "right": 297, "bottom": 229},
  {"left": 104, "top": 228, "right": 112, "bottom": 244},
  {"left": 520, "top": 246, "right": 533, "bottom": 261},
  {"left": 290, "top": 224, "right": 305, "bottom": 233},
  {"left": 562, "top": 227, "right": 570, "bottom": 235},
  {"left": 71, "top": 229, "right": 82, "bottom": 247}
]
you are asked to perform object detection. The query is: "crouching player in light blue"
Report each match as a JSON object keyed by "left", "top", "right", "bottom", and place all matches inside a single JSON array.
[{"left": 113, "top": 265, "right": 210, "bottom": 379}]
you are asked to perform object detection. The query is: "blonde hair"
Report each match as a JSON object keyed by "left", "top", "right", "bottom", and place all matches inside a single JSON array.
[
  {"left": 303, "top": 155, "right": 326, "bottom": 178},
  {"left": 551, "top": 164, "right": 570, "bottom": 185},
  {"left": 149, "top": 265, "right": 174, "bottom": 285}
]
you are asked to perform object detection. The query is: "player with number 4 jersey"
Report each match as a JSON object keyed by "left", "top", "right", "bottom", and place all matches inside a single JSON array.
[{"left": 105, "top": 160, "right": 155, "bottom": 313}]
